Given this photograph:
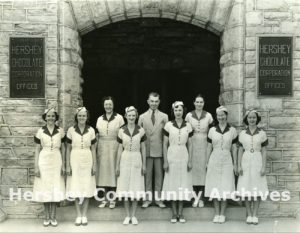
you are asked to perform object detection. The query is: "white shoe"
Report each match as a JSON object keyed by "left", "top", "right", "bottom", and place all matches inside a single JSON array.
[
  {"left": 142, "top": 201, "right": 151, "bottom": 208},
  {"left": 109, "top": 201, "right": 116, "bottom": 209},
  {"left": 246, "top": 216, "right": 253, "bottom": 224},
  {"left": 198, "top": 200, "right": 204, "bottom": 208},
  {"left": 74, "top": 217, "right": 81, "bottom": 226},
  {"left": 170, "top": 215, "right": 177, "bottom": 223},
  {"left": 50, "top": 219, "right": 58, "bottom": 227},
  {"left": 252, "top": 216, "right": 258, "bottom": 225},
  {"left": 81, "top": 216, "right": 88, "bottom": 226},
  {"left": 131, "top": 216, "right": 138, "bottom": 225},
  {"left": 156, "top": 201, "right": 166, "bottom": 208},
  {"left": 98, "top": 201, "right": 108, "bottom": 208},
  {"left": 219, "top": 215, "right": 226, "bottom": 223},
  {"left": 43, "top": 219, "right": 50, "bottom": 227},
  {"left": 123, "top": 216, "right": 130, "bottom": 225},
  {"left": 192, "top": 201, "right": 198, "bottom": 207},
  {"left": 213, "top": 215, "right": 220, "bottom": 223}
]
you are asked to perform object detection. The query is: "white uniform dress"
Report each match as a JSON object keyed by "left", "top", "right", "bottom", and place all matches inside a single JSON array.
[
  {"left": 66, "top": 125, "right": 97, "bottom": 198},
  {"left": 205, "top": 124, "right": 238, "bottom": 199},
  {"left": 161, "top": 121, "right": 194, "bottom": 201},
  {"left": 185, "top": 110, "right": 213, "bottom": 185},
  {"left": 33, "top": 125, "right": 65, "bottom": 202},
  {"left": 237, "top": 128, "right": 269, "bottom": 197},
  {"left": 96, "top": 112, "right": 124, "bottom": 187},
  {"left": 116, "top": 125, "right": 146, "bottom": 200}
]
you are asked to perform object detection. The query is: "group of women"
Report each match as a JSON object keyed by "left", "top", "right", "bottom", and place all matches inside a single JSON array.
[{"left": 32, "top": 94, "right": 268, "bottom": 227}]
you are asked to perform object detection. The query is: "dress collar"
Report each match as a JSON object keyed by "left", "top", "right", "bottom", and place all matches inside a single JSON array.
[
  {"left": 102, "top": 112, "right": 117, "bottom": 122},
  {"left": 245, "top": 127, "right": 260, "bottom": 136},
  {"left": 123, "top": 124, "right": 140, "bottom": 137},
  {"left": 74, "top": 124, "right": 90, "bottom": 136},
  {"left": 215, "top": 124, "right": 231, "bottom": 134},
  {"left": 191, "top": 110, "right": 207, "bottom": 121},
  {"left": 42, "top": 125, "right": 59, "bottom": 137},
  {"left": 172, "top": 120, "right": 187, "bottom": 129}
]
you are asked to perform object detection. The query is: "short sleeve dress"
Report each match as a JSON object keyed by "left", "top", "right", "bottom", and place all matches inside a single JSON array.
[
  {"left": 33, "top": 125, "right": 66, "bottom": 202},
  {"left": 96, "top": 112, "right": 124, "bottom": 187},
  {"left": 205, "top": 124, "right": 238, "bottom": 199},
  {"left": 66, "top": 125, "right": 97, "bottom": 198},
  {"left": 237, "top": 128, "right": 269, "bottom": 197},
  {"left": 116, "top": 125, "right": 146, "bottom": 200},
  {"left": 161, "top": 121, "right": 194, "bottom": 201},
  {"left": 185, "top": 110, "right": 213, "bottom": 186}
]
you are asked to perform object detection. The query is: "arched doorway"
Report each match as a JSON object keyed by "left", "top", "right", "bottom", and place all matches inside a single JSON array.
[{"left": 81, "top": 18, "right": 220, "bottom": 126}]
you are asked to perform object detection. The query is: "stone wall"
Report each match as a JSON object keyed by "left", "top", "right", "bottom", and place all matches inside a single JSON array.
[
  {"left": 244, "top": 0, "right": 300, "bottom": 217},
  {"left": 0, "top": 0, "right": 59, "bottom": 218},
  {"left": 0, "top": 0, "right": 299, "bottom": 219}
]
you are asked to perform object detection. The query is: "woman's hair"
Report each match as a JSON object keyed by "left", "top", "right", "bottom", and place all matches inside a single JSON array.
[
  {"left": 243, "top": 111, "right": 261, "bottom": 125},
  {"left": 74, "top": 110, "right": 90, "bottom": 124},
  {"left": 102, "top": 96, "right": 115, "bottom": 106},
  {"left": 42, "top": 112, "right": 59, "bottom": 122},
  {"left": 125, "top": 106, "right": 138, "bottom": 119},
  {"left": 194, "top": 93, "right": 205, "bottom": 102},
  {"left": 171, "top": 104, "right": 187, "bottom": 119}
]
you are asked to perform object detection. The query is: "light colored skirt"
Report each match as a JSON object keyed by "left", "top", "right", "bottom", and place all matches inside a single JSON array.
[
  {"left": 116, "top": 150, "right": 145, "bottom": 200},
  {"left": 66, "top": 148, "right": 97, "bottom": 198},
  {"left": 161, "top": 145, "right": 193, "bottom": 201},
  {"left": 205, "top": 148, "right": 235, "bottom": 200},
  {"left": 33, "top": 149, "right": 65, "bottom": 202},
  {"left": 237, "top": 151, "right": 268, "bottom": 197}
]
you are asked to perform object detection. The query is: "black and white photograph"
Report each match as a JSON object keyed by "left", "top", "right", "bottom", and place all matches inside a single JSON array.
[{"left": 0, "top": 0, "right": 300, "bottom": 232}]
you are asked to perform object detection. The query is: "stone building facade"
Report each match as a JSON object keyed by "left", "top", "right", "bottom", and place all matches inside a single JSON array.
[{"left": 0, "top": 0, "right": 299, "bottom": 219}]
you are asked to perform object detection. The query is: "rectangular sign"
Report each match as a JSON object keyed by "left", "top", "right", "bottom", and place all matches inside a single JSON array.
[
  {"left": 10, "top": 37, "right": 45, "bottom": 98},
  {"left": 258, "top": 36, "right": 292, "bottom": 96}
]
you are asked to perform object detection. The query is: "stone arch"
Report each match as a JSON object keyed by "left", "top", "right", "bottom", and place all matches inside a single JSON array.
[{"left": 59, "top": 0, "right": 244, "bottom": 127}]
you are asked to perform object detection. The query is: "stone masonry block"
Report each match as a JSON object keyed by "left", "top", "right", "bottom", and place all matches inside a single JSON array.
[
  {"left": 221, "top": 64, "right": 244, "bottom": 89},
  {"left": 272, "top": 162, "right": 300, "bottom": 174},
  {"left": 2, "top": 169, "right": 27, "bottom": 185},
  {"left": 222, "top": 26, "right": 243, "bottom": 52},
  {"left": 257, "top": 0, "right": 289, "bottom": 11},
  {"left": 227, "top": 3, "right": 243, "bottom": 28},
  {"left": 194, "top": 0, "right": 214, "bottom": 22},
  {"left": 286, "top": 181, "right": 300, "bottom": 191},
  {"left": 3, "top": 9, "right": 26, "bottom": 21},
  {"left": 246, "top": 12, "right": 263, "bottom": 25},
  {"left": 178, "top": 0, "right": 196, "bottom": 17},
  {"left": 210, "top": 0, "right": 231, "bottom": 27},
  {"left": 270, "top": 117, "right": 300, "bottom": 129},
  {"left": 0, "top": 137, "right": 27, "bottom": 147},
  {"left": 267, "top": 150, "right": 282, "bottom": 161},
  {"left": 277, "top": 131, "right": 300, "bottom": 143}
]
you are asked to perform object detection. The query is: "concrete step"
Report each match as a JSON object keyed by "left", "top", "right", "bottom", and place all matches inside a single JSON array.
[{"left": 57, "top": 199, "right": 246, "bottom": 221}]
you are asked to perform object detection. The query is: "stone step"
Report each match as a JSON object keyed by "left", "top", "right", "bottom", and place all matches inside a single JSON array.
[{"left": 57, "top": 200, "right": 246, "bottom": 221}]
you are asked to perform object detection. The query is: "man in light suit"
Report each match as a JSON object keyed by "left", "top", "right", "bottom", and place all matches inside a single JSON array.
[{"left": 138, "top": 92, "right": 168, "bottom": 208}]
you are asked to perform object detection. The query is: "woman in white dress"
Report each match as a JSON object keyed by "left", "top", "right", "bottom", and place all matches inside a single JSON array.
[
  {"left": 185, "top": 94, "right": 213, "bottom": 207},
  {"left": 205, "top": 106, "right": 238, "bottom": 224},
  {"left": 96, "top": 96, "right": 124, "bottom": 209},
  {"left": 237, "top": 109, "right": 268, "bottom": 225},
  {"left": 33, "top": 108, "right": 65, "bottom": 227},
  {"left": 66, "top": 107, "right": 97, "bottom": 226},
  {"left": 116, "top": 106, "right": 146, "bottom": 225},
  {"left": 162, "top": 101, "right": 193, "bottom": 223}
]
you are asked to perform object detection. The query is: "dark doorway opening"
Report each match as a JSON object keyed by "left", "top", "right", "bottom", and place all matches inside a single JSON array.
[{"left": 82, "top": 18, "right": 220, "bottom": 127}]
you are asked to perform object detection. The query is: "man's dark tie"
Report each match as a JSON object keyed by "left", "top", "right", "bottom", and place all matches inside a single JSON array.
[{"left": 151, "top": 110, "right": 155, "bottom": 125}]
